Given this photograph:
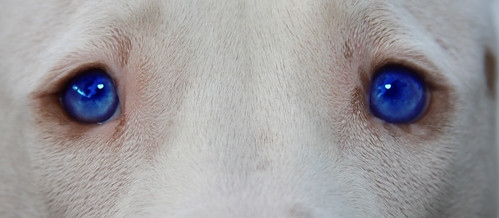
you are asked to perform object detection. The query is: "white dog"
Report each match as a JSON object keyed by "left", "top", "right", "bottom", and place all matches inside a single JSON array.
[{"left": 0, "top": 0, "right": 497, "bottom": 217}]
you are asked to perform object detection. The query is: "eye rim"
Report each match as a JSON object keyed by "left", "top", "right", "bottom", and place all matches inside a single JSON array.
[
  {"left": 59, "top": 67, "right": 120, "bottom": 124},
  {"left": 368, "top": 64, "right": 430, "bottom": 124}
]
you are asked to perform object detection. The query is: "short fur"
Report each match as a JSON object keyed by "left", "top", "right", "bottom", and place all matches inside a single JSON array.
[{"left": 0, "top": 0, "right": 497, "bottom": 217}]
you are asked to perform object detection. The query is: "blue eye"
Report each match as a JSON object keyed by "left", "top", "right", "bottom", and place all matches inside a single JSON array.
[
  {"left": 61, "top": 69, "right": 119, "bottom": 123},
  {"left": 369, "top": 66, "right": 428, "bottom": 123}
]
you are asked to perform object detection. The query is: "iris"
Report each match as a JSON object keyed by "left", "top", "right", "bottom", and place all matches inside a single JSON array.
[
  {"left": 61, "top": 69, "right": 119, "bottom": 123},
  {"left": 369, "top": 66, "right": 427, "bottom": 123}
]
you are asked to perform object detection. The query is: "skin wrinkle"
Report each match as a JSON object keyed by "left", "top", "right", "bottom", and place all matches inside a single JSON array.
[{"left": 108, "top": 28, "right": 132, "bottom": 68}]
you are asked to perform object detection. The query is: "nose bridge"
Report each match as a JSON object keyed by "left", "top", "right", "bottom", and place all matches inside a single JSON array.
[
  {"left": 160, "top": 0, "right": 261, "bottom": 179},
  {"left": 142, "top": 1, "right": 357, "bottom": 216},
  {"left": 164, "top": 0, "right": 327, "bottom": 186},
  {"left": 186, "top": 5, "right": 301, "bottom": 163},
  {"left": 158, "top": 0, "right": 324, "bottom": 148},
  {"left": 185, "top": 4, "right": 254, "bottom": 149}
]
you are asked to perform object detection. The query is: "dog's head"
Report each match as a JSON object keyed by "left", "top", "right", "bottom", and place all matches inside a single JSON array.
[{"left": 0, "top": 0, "right": 497, "bottom": 217}]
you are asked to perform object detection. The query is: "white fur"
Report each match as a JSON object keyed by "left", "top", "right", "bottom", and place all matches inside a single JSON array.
[{"left": 0, "top": 0, "right": 497, "bottom": 217}]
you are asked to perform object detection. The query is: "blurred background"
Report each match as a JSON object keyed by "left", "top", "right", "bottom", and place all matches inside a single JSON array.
[{"left": 494, "top": 0, "right": 499, "bottom": 216}]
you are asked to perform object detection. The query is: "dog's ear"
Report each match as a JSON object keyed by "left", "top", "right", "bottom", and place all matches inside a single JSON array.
[
  {"left": 486, "top": 1, "right": 499, "bottom": 97},
  {"left": 485, "top": 49, "right": 496, "bottom": 96}
]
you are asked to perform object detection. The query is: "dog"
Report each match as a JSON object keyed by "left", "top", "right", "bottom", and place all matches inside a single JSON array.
[{"left": 0, "top": 0, "right": 497, "bottom": 217}]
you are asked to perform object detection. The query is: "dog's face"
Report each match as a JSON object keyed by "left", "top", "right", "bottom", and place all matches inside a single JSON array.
[{"left": 0, "top": 0, "right": 497, "bottom": 217}]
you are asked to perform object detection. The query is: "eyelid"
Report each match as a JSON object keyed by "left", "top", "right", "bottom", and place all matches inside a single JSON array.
[
  {"left": 369, "top": 55, "right": 451, "bottom": 93},
  {"left": 32, "top": 61, "right": 115, "bottom": 101}
]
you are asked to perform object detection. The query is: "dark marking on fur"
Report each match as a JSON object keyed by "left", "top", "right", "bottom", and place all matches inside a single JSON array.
[
  {"left": 31, "top": 93, "right": 93, "bottom": 141},
  {"left": 343, "top": 40, "right": 354, "bottom": 59},
  {"left": 485, "top": 49, "right": 496, "bottom": 97}
]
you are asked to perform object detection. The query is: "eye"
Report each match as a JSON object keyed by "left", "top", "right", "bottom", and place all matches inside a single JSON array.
[
  {"left": 369, "top": 66, "right": 428, "bottom": 123},
  {"left": 60, "top": 68, "right": 119, "bottom": 124}
]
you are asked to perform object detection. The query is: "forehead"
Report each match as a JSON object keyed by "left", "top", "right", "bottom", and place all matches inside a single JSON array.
[{"left": 39, "top": 0, "right": 490, "bottom": 72}]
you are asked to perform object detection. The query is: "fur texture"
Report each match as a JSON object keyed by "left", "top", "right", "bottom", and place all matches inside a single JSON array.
[{"left": 0, "top": 0, "right": 497, "bottom": 217}]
